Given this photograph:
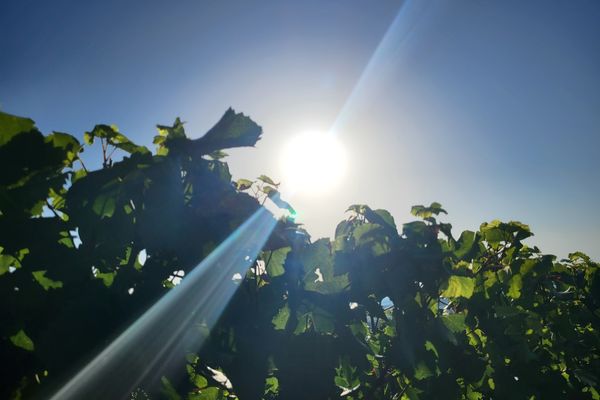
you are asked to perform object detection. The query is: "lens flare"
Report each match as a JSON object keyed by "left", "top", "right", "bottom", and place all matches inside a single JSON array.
[
  {"left": 50, "top": 208, "right": 277, "bottom": 399},
  {"left": 50, "top": 1, "right": 418, "bottom": 397}
]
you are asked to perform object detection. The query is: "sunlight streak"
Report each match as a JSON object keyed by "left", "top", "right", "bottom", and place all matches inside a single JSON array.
[
  {"left": 329, "top": 0, "right": 428, "bottom": 137},
  {"left": 50, "top": 4, "right": 429, "bottom": 398},
  {"left": 50, "top": 208, "right": 278, "bottom": 399}
]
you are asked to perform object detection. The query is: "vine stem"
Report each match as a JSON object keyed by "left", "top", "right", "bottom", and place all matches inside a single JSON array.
[{"left": 78, "top": 158, "right": 89, "bottom": 173}]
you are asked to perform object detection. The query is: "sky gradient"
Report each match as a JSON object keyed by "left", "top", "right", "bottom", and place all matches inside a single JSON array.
[{"left": 1, "top": 0, "right": 599, "bottom": 259}]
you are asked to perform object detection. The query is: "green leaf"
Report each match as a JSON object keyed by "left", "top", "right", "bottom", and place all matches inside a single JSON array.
[
  {"left": 257, "top": 174, "right": 277, "bottom": 186},
  {"left": 193, "top": 108, "right": 262, "bottom": 154},
  {"left": 346, "top": 204, "right": 368, "bottom": 215},
  {"left": 153, "top": 118, "right": 186, "bottom": 155},
  {"left": 424, "top": 340, "right": 439, "bottom": 358},
  {"left": 335, "top": 219, "right": 355, "bottom": 238},
  {"left": 0, "top": 111, "right": 36, "bottom": 146},
  {"left": 372, "top": 208, "right": 397, "bottom": 231},
  {"left": 403, "top": 221, "right": 428, "bottom": 237},
  {"left": 46, "top": 132, "right": 82, "bottom": 166},
  {"left": 454, "top": 231, "right": 476, "bottom": 259},
  {"left": 191, "top": 373, "right": 208, "bottom": 389},
  {"left": 441, "top": 275, "right": 475, "bottom": 299},
  {"left": 300, "top": 239, "right": 349, "bottom": 294},
  {"left": 353, "top": 223, "right": 380, "bottom": 244},
  {"left": 414, "top": 361, "right": 434, "bottom": 380},
  {"left": 441, "top": 313, "right": 467, "bottom": 332},
  {"left": 86, "top": 124, "right": 150, "bottom": 155},
  {"left": 509, "top": 220, "right": 532, "bottom": 241},
  {"left": 193, "top": 387, "right": 220, "bottom": 400},
  {"left": 235, "top": 178, "right": 253, "bottom": 191},
  {"left": 160, "top": 376, "right": 182, "bottom": 400},
  {"left": 265, "top": 247, "right": 290, "bottom": 278},
  {"left": 405, "top": 387, "right": 421, "bottom": 400},
  {"left": 411, "top": 202, "right": 447, "bottom": 218},
  {"left": 32, "top": 270, "right": 63, "bottom": 290},
  {"left": 96, "top": 271, "right": 116, "bottom": 287},
  {"left": 568, "top": 251, "right": 591, "bottom": 263},
  {"left": 480, "top": 220, "right": 532, "bottom": 246},
  {"left": 83, "top": 131, "right": 94, "bottom": 145},
  {"left": 92, "top": 194, "right": 116, "bottom": 218},
  {"left": 333, "top": 220, "right": 355, "bottom": 252},
  {"left": 264, "top": 376, "right": 279, "bottom": 395},
  {"left": 353, "top": 223, "right": 390, "bottom": 256},
  {"left": 0, "top": 254, "right": 18, "bottom": 276},
  {"left": 335, "top": 356, "right": 360, "bottom": 394},
  {"left": 10, "top": 329, "right": 34, "bottom": 351},
  {"left": 293, "top": 302, "right": 335, "bottom": 334},
  {"left": 156, "top": 117, "right": 186, "bottom": 140},
  {"left": 261, "top": 185, "right": 278, "bottom": 197},
  {"left": 272, "top": 304, "right": 290, "bottom": 330},
  {"left": 507, "top": 274, "right": 523, "bottom": 299},
  {"left": 72, "top": 168, "right": 87, "bottom": 182}
]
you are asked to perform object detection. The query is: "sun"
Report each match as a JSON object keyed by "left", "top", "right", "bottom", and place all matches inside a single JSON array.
[{"left": 280, "top": 131, "right": 347, "bottom": 196}]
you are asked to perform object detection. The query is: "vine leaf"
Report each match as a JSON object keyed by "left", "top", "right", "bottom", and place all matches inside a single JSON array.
[
  {"left": 0, "top": 111, "right": 35, "bottom": 146},
  {"left": 10, "top": 330, "right": 34, "bottom": 351},
  {"left": 264, "top": 247, "right": 290, "bottom": 278},
  {"left": 193, "top": 108, "right": 262, "bottom": 154},
  {"left": 272, "top": 304, "right": 290, "bottom": 330},
  {"left": 257, "top": 175, "right": 277, "bottom": 186},
  {"left": 85, "top": 124, "right": 150, "bottom": 155},
  {"left": 507, "top": 274, "right": 523, "bottom": 299},
  {"left": 235, "top": 178, "right": 253, "bottom": 191},
  {"left": 32, "top": 270, "right": 63, "bottom": 290},
  {"left": 441, "top": 275, "right": 475, "bottom": 299}
]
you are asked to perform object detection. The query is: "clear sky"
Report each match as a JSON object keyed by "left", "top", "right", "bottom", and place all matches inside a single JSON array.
[{"left": 1, "top": 0, "right": 599, "bottom": 259}]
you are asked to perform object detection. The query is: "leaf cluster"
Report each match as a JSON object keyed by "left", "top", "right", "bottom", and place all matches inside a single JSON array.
[{"left": 1, "top": 110, "right": 599, "bottom": 400}]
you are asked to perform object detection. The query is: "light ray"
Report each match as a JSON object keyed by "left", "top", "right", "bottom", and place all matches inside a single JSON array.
[
  {"left": 51, "top": 3, "right": 427, "bottom": 398},
  {"left": 50, "top": 207, "right": 278, "bottom": 399},
  {"left": 328, "top": 0, "right": 429, "bottom": 138}
]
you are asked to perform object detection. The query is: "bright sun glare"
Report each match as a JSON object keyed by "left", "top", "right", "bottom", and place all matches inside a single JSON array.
[{"left": 280, "top": 131, "right": 347, "bottom": 196}]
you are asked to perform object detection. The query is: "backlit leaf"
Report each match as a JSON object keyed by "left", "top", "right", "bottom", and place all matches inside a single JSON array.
[
  {"left": 264, "top": 247, "right": 290, "bottom": 278},
  {"left": 507, "top": 274, "right": 523, "bottom": 299},
  {"left": 441, "top": 276, "right": 475, "bottom": 299},
  {"left": 194, "top": 108, "right": 262, "bottom": 154},
  {"left": 0, "top": 111, "right": 35, "bottom": 146},
  {"left": 257, "top": 174, "right": 277, "bottom": 186}
]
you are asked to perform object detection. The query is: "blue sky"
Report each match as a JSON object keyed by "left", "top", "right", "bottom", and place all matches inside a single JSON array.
[{"left": 1, "top": 0, "right": 599, "bottom": 259}]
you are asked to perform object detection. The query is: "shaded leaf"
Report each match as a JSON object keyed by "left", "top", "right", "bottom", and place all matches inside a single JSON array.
[
  {"left": 10, "top": 329, "right": 34, "bottom": 351},
  {"left": 441, "top": 313, "right": 467, "bottom": 333},
  {"left": 272, "top": 304, "right": 290, "bottom": 330},
  {"left": 411, "top": 202, "right": 447, "bottom": 218},
  {"left": 0, "top": 111, "right": 35, "bottom": 146},
  {"left": 193, "top": 108, "right": 262, "bottom": 154},
  {"left": 264, "top": 247, "right": 290, "bottom": 278},
  {"left": 32, "top": 270, "right": 63, "bottom": 290},
  {"left": 160, "top": 376, "right": 181, "bottom": 400}
]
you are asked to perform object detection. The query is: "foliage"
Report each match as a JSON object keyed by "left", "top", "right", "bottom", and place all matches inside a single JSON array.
[{"left": 1, "top": 110, "right": 599, "bottom": 399}]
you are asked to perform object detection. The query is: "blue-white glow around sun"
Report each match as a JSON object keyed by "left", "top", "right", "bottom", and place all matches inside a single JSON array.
[{"left": 280, "top": 131, "right": 347, "bottom": 197}]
